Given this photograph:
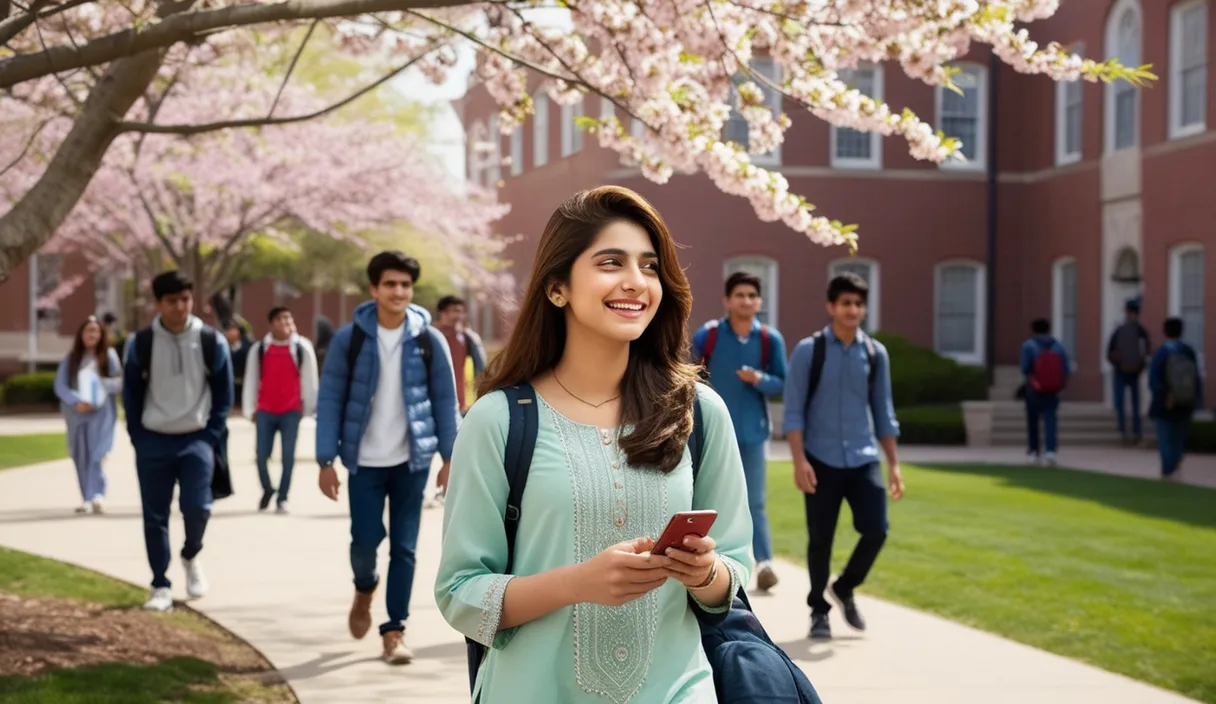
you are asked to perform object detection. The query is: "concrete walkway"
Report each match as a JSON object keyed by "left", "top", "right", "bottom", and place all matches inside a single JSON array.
[{"left": 0, "top": 420, "right": 1201, "bottom": 704}]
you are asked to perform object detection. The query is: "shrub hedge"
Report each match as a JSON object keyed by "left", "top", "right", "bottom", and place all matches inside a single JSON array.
[
  {"left": 871, "top": 331, "right": 988, "bottom": 407},
  {"left": 896, "top": 405, "right": 967, "bottom": 445},
  {"left": 3, "top": 373, "right": 58, "bottom": 406}
]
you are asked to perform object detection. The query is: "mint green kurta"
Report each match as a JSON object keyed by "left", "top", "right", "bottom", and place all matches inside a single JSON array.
[{"left": 435, "top": 384, "right": 753, "bottom": 703}]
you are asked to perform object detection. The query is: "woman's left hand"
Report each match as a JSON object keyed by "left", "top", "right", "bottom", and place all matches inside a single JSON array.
[{"left": 661, "top": 535, "right": 719, "bottom": 588}]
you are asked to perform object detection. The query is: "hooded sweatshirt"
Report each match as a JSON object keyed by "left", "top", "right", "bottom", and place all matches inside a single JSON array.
[
  {"left": 241, "top": 332, "right": 319, "bottom": 419},
  {"left": 142, "top": 315, "right": 214, "bottom": 434}
]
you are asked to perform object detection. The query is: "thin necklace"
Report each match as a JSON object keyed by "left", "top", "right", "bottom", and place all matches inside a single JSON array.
[{"left": 553, "top": 371, "right": 619, "bottom": 409}]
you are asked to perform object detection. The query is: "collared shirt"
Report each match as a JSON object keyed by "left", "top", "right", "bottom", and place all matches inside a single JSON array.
[
  {"left": 691, "top": 318, "right": 787, "bottom": 446},
  {"left": 782, "top": 326, "right": 899, "bottom": 468}
]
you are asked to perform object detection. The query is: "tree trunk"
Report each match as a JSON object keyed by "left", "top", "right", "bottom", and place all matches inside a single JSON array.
[{"left": 0, "top": 49, "right": 166, "bottom": 283}]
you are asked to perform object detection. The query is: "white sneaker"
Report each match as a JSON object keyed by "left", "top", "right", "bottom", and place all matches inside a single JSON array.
[
  {"left": 143, "top": 587, "right": 174, "bottom": 612},
  {"left": 75, "top": 501, "right": 93, "bottom": 514},
  {"left": 183, "top": 557, "right": 209, "bottom": 598},
  {"left": 91, "top": 497, "right": 105, "bottom": 515},
  {"left": 1044, "top": 452, "right": 1057, "bottom": 467},
  {"left": 1026, "top": 452, "right": 1041, "bottom": 466}
]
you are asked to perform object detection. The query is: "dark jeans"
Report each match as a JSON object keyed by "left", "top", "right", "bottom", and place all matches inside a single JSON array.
[
  {"left": 135, "top": 437, "right": 214, "bottom": 589},
  {"left": 349, "top": 462, "right": 429, "bottom": 635},
  {"left": 1113, "top": 371, "right": 1143, "bottom": 438},
  {"left": 255, "top": 410, "right": 301, "bottom": 504},
  {"left": 1025, "top": 391, "right": 1060, "bottom": 455},
  {"left": 804, "top": 454, "right": 888, "bottom": 614},
  {"left": 1154, "top": 419, "right": 1190, "bottom": 477}
]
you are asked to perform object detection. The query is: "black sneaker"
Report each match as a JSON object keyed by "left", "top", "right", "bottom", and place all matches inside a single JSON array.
[
  {"left": 808, "top": 612, "right": 831, "bottom": 640},
  {"left": 829, "top": 582, "right": 866, "bottom": 631},
  {"left": 259, "top": 488, "right": 275, "bottom": 511}
]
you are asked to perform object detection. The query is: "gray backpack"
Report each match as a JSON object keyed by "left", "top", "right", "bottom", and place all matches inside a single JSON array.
[
  {"left": 1111, "top": 323, "right": 1146, "bottom": 374},
  {"left": 1165, "top": 349, "right": 1199, "bottom": 410}
]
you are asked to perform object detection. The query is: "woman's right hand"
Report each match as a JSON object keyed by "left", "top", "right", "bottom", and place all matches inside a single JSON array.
[
  {"left": 572, "top": 537, "right": 673, "bottom": 607},
  {"left": 74, "top": 401, "right": 94, "bottom": 414}
]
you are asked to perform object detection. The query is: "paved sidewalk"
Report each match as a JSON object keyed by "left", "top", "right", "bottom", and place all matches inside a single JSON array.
[{"left": 0, "top": 422, "right": 1201, "bottom": 704}]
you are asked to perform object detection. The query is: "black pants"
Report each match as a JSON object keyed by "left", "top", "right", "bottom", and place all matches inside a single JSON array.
[{"left": 804, "top": 454, "right": 888, "bottom": 614}]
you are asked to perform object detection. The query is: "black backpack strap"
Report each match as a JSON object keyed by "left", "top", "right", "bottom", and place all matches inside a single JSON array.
[
  {"left": 294, "top": 341, "right": 304, "bottom": 376},
  {"left": 135, "top": 328, "right": 154, "bottom": 382},
  {"left": 345, "top": 326, "right": 366, "bottom": 389},
  {"left": 200, "top": 327, "right": 218, "bottom": 381},
  {"left": 690, "top": 395, "right": 706, "bottom": 483},
  {"left": 500, "top": 382, "right": 538, "bottom": 574},
  {"left": 806, "top": 331, "right": 826, "bottom": 403},
  {"left": 863, "top": 333, "right": 877, "bottom": 399}
]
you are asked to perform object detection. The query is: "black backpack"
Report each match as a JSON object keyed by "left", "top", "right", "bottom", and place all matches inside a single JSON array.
[
  {"left": 464, "top": 383, "right": 822, "bottom": 703},
  {"left": 343, "top": 325, "right": 433, "bottom": 389},
  {"left": 131, "top": 326, "right": 232, "bottom": 500},
  {"left": 256, "top": 339, "right": 306, "bottom": 376},
  {"left": 806, "top": 330, "right": 877, "bottom": 409}
]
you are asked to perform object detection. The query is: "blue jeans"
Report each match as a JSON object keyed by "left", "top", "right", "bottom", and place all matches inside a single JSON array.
[
  {"left": 1154, "top": 419, "right": 1190, "bottom": 477},
  {"left": 1113, "top": 371, "right": 1143, "bottom": 438},
  {"left": 739, "top": 441, "right": 771, "bottom": 562},
  {"left": 804, "top": 455, "right": 888, "bottom": 614},
  {"left": 255, "top": 410, "right": 301, "bottom": 504},
  {"left": 135, "top": 437, "right": 213, "bottom": 589},
  {"left": 349, "top": 462, "right": 430, "bottom": 635},
  {"left": 1025, "top": 392, "right": 1059, "bottom": 455}
]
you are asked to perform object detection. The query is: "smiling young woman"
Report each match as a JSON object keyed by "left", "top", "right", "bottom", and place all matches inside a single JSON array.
[{"left": 434, "top": 186, "right": 753, "bottom": 703}]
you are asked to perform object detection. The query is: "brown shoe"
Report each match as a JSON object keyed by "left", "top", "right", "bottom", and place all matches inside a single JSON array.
[
  {"left": 756, "top": 562, "right": 779, "bottom": 592},
  {"left": 348, "top": 588, "right": 374, "bottom": 640},
  {"left": 382, "top": 629, "right": 413, "bottom": 665}
]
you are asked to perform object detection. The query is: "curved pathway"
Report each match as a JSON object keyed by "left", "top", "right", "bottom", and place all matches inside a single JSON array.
[{"left": 0, "top": 420, "right": 1199, "bottom": 703}]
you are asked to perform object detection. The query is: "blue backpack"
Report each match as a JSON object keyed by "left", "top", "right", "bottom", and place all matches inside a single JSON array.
[{"left": 465, "top": 382, "right": 823, "bottom": 704}]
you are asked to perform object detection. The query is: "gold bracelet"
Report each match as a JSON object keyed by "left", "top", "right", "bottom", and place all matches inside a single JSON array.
[{"left": 688, "top": 558, "right": 720, "bottom": 592}]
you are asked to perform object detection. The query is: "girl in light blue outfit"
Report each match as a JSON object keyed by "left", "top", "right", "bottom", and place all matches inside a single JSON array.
[
  {"left": 54, "top": 315, "right": 123, "bottom": 514},
  {"left": 434, "top": 187, "right": 753, "bottom": 703}
]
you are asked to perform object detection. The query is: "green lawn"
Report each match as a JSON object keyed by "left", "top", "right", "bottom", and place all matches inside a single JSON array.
[
  {"left": 768, "top": 461, "right": 1216, "bottom": 704},
  {"left": 0, "top": 547, "right": 143, "bottom": 607},
  {"left": 0, "top": 433, "right": 67, "bottom": 470}
]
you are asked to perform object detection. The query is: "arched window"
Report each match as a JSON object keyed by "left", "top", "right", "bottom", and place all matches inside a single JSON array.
[
  {"left": 936, "top": 63, "right": 988, "bottom": 170},
  {"left": 934, "top": 260, "right": 986, "bottom": 365},
  {"left": 723, "top": 256, "right": 778, "bottom": 326},
  {"left": 1169, "top": 0, "right": 1208, "bottom": 139},
  {"left": 828, "top": 257, "right": 881, "bottom": 332},
  {"left": 1052, "top": 258, "right": 1079, "bottom": 364},
  {"left": 1169, "top": 244, "right": 1206, "bottom": 361},
  {"left": 1105, "top": 0, "right": 1142, "bottom": 152}
]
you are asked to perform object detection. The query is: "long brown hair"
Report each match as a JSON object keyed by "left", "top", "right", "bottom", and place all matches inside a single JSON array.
[
  {"left": 479, "top": 186, "right": 700, "bottom": 472},
  {"left": 67, "top": 316, "right": 113, "bottom": 387}
]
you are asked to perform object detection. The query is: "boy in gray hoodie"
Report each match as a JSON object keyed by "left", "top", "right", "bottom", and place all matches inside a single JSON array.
[{"left": 123, "top": 271, "right": 233, "bottom": 612}]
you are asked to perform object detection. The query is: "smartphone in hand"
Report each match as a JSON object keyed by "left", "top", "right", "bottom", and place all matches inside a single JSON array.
[{"left": 651, "top": 510, "right": 718, "bottom": 555}]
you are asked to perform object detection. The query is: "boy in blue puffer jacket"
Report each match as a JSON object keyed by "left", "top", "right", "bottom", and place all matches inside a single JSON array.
[{"left": 315, "top": 251, "right": 460, "bottom": 666}]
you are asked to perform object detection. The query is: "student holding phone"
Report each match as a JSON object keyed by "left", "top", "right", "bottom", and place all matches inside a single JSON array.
[{"left": 434, "top": 187, "right": 753, "bottom": 703}]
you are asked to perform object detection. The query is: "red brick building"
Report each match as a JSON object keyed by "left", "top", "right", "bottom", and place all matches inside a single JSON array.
[{"left": 460, "top": 0, "right": 1213, "bottom": 406}]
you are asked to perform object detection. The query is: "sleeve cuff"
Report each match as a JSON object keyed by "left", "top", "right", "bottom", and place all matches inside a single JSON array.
[
  {"left": 690, "top": 556, "right": 743, "bottom": 615},
  {"left": 476, "top": 574, "right": 516, "bottom": 649}
]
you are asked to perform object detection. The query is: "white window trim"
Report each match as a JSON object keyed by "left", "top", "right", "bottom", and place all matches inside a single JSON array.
[
  {"left": 1051, "top": 257, "right": 1079, "bottom": 370},
  {"left": 533, "top": 94, "right": 549, "bottom": 167},
  {"left": 486, "top": 114, "right": 501, "bottom": 185},
  {"left": 936, "top": 63, "right": 988, "bottom": 171},
  {"left": 1168, "top": 0, "right": 1208, "bottom": 140},
  {"left": 830, "top": 64, "right": 884, "bottom": 170},
  {"left": 750, "top": 59, "right": 783, "bottom": 167},
  {"left": 828, "top": 257, "right": 881, "bottom": 331},
  {"left": 509, "top": 125, "right": 523, "bottom": 176},
  {"left": 1104, "top": 0, "right": 1142, "bottom": 154},
  {"left": 723, "top": 255, "right": 779, "bottom": 328},
  {"left": 933, "top": 259, "right": 987, "bottom": 366},
  {"left": 467, "top": 120, "right": 487, "bottom": 185},
  {"left": 600, "top": 96, "right": 615, "bottom": 119},
  {"left": 561, "top": 97, "right": 584, "bottom": 157},
  {"left": 1055, "top": 43, "right": 1085, "bottom": 166},
  {"left": 1168, "top": 242, "right": 1206, "bottom": 365}
]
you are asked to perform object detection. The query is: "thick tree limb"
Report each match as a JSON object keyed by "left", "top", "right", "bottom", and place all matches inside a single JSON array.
[
  {"left": 0, "top": 0, "right": 476, "bottom": 88},
  {"left": 0, "top": 49, "right": 165, "bottom": 283}
]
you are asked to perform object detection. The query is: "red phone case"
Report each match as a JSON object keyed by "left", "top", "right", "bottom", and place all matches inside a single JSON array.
[{"left": 652, "top": 510, "right": 718, "bottom": 554}]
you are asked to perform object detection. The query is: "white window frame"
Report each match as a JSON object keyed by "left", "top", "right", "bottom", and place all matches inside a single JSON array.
[
  {"left": 467, "top": 119, "right": 487, "bottom": 186},
  {"left": 828, "top": 257, "right": 881, "bottom": 332},
  {"left": 936, "top": 62, "right": 988, "bottom": 171},
  {"left": 830, "top": 63, "right": 884, "bottom": 170},
  {"left": 509, "top": 124, "right": 523, "bottom": 176},
  {"left": 561, "top": 97, "right": 584, "bottom": 157},
  {"left": 1052, "top": 257, "right": 1079, "bottom": 370},
  {"left": 1168, "top": 243, "right": 1206, "bottom": 364},
  {"left": 600, "top": 96, "right": 615, "bottom": 119},
  {"left": 724, "top": 58, "right": 783, "bottom": 167},
  {"left": 723, "top": 255, "right": 779, "bottom": 327},
  {"left": 1055, "top": 43, "right": 1085, "bottom": 165},
  {"left": 1105, "top": 0, "right": 1142, "bottom": 153},
  {"left": 486, "top": 114, "right": 501, "bottom": 185},
  {"left": 533, "top": 93, "right": 549, "bottom": 167},
  {"left": 1169, "top": 0, "right": 1208, "bottom": 139},
  {"left": 933, "top": 260, "right": 987, "bottom": 366}
]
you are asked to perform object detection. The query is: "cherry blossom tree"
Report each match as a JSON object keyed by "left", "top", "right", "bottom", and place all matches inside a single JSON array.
[{"left": 0, "top": 0, "right": 1153, "bottom": 281}]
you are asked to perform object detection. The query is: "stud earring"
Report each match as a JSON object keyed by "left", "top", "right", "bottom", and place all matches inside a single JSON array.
[{"left": 551, "top": 295, "right": 565, "bottom": 307}]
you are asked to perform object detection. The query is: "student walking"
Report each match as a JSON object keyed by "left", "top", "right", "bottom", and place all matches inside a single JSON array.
[
  {"left": 435, "top": 295, "right": 488, "bottom": 413},
  {"left": 1106, "top": 300, "right": 1151, "bottom": 444},
  {"left": 691, "top": 271, "right": 786, "bottom": 592},
  {"left": 54, "top": 315, "right": 123, "bottom": 515},
  {"left": 434, "top": 186, "right": 753, "bottom": 702},
  {"left": 1020, "top": 318, "right": 1071, "bottom": 465},
  {"left": 783, "top": 272, "right": 903, "bottom": 641},
  {"left": 122, "top": 271, "right": 233, "bottom": 612},
  {"left": 315, "top": 251, "right": 461, "bottom": 665},
  {"left": 1148, "top": 317, "right": 1204, "bottom": 481},
  {"left": 241, "top": 306, "right": 318, "bottom": 514}
]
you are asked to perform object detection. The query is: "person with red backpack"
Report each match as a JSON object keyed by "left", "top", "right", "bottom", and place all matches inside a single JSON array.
[
  {"left": 1020, "top": 318, "right": 1072, "bottom": 466},
  {"left": 691, "top": 272, "right": 787, "bottom": 593}
]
